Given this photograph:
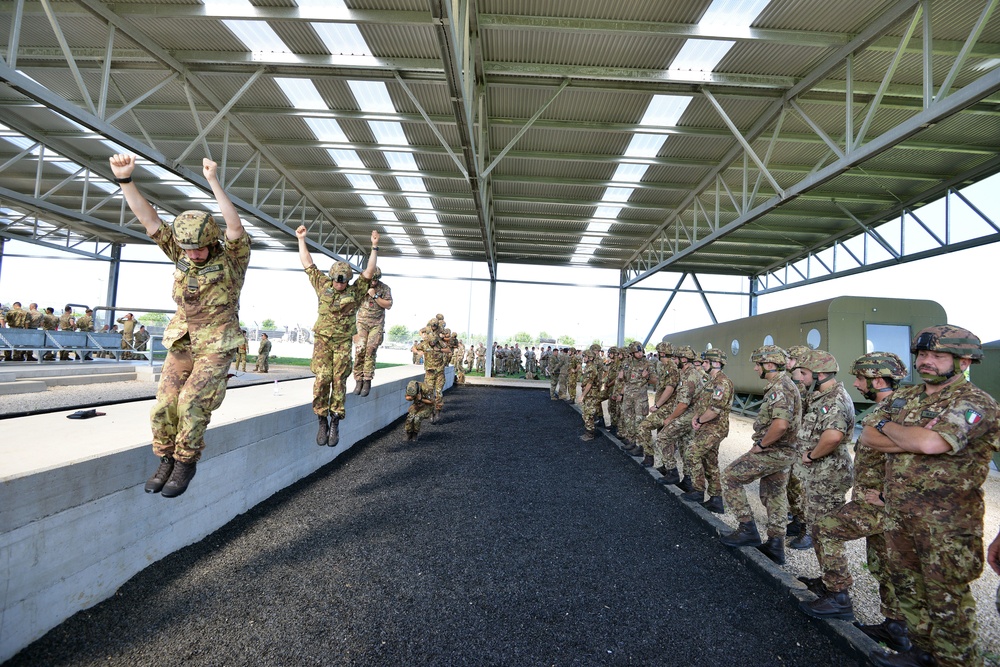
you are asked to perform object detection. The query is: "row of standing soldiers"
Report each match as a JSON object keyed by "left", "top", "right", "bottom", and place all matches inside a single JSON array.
[{"left": 2, "top": 302, "right": 149, "bottom": 361}]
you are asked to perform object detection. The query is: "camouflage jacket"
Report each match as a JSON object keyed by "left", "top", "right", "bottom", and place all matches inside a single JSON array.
[
  {"left": 356, "top": 281, "right": 392, "bottom": 328},
  {"left": 798, "top": 381, "right": 855, "bottom": 487},
  {"left": 692, "top": 370, "right": 735, "bottom": 433},
  {"left": 258, "top": 338, "right": 271, "bottom": 356},
  {"left": 154, "top": 225, "right": 251, "bottom": 354},
  {"left": 419, "top": 339, "right": 448, "bottom": 371},
  {"left": 853, "top": 397, "right": 893, "bottom": 499},
  {"left": 58, "top": 313, "right": 74, "bottom": 330},
  {"left": 41, "top": 313, "right": 59, "bottom": 330},
  {"left": 883, "top": 376, "right": 999, "bottom": 528},
  {"left": 753, "top": 371, "right": 802, "bottom": 449},
  {"left": 5, "top": 307, "right": 27, "bottom": 328},
  {"left": 653, "top": 357, "right": 680, "bottom": 402},
  {"left": 75, "top": 314, "right": 94, "bottom": 332},
  {"left": 620, "top": 355, "right": 652, "bottom": 388},
  {"left": 117, "top": 317, "right": 137, "bottom": 340},
  {"left": 674, "top": 364, "right": 703, "bottom": 411},
  {"left": 306, "top": 265, "right": 371, "bottom": 343},
  {"left": 27, "top": 309, "right": 44, "bottom": 328}
]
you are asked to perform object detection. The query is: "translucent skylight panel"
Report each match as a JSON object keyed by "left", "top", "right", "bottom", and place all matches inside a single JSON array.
[
  {"left": 641, "top": 95, "right": 693, "bottom": 126},
  {"left": 295, "top": 0, "right": 347, "bottom": 12},
  {"left": 223, "top": 20, "right": 292, "bottom": 54},
  {"left": 305, "top": 118, "right": 347, "bottom": 142},
  {"left": 669, "top": 39, "right": 735, "bottom": 72},
  {"left": 312, "top": 23, "right": 372, "bottom": 56},
  {"left": 276, "top": 78, "right": 326, "bottom": 110},
  {"left": 396, "top": 176, "right": 426, "bottom": 193},
  {"left": 602, "top": 187, "right": 634, "bottom": 203},
  {"left": 587, "top": 222, "right": 613, "bottom": 234},
  {"left": 348, "top": 81, "right": 395, "bottom": 113},
  {"left": 623, "top": 133, "right": 667, "bottom": 158},
  {"left": 369, "top": 121, "right": 408, "bottom": 146},
  {"left": 385, "top": 152, "right": 419, "bottom": 171},
  {"left": 174, "top": 185, "right": 206, "bottom": 199},
  {"left": 594, "top": 206, "right": 622, "bottom": 219},
  {"left": 611, "top": 163, "right": 648, "bottom": 183},
  {"left": 345, "top": 174, "right": 378, "bottom": 190},
  {"left": 327, "top": 150, "right": 364, "bottom": 168},
  {"left": 99, "top": 139, "right": 128, "bottom": 154},
  {"left": 1, "top": 134, "right": 35, "bottom": 151},
  {"left": 381, "top": 225, "right": 407, "bottom": 236},
  {"left": 374, "top": 210, "right": 398, "bottom": 222},
  {"left": 414, "top": 213, "right": 437, "bottom": 223},
  {"left": 699, "top": 0, "right": 772, "bottom": 29},
  {"left": 361, "top": 195, "right": 388, "bottom": 207},
  {"left": 406, "top": 197, "right": 433, "bottom": 210},
  {"left": 424, "top": 228, "right": 444, "bottom": 237},
  {"left": 143, "top": 165, "right": 186, "bottom": 182}
]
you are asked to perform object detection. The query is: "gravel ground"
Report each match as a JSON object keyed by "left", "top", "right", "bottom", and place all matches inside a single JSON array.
[{"left": 7, "top": 386, "right": 861, "bottom": 667}]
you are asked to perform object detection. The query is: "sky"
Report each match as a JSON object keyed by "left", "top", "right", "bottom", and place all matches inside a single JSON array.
[{"left": 2, "top": 175, "right": 999, "bottom": 347}]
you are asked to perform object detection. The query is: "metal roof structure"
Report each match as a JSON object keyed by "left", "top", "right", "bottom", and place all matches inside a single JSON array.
[{"left": 1, "top": 0, "right": 999, "bottom": 303}]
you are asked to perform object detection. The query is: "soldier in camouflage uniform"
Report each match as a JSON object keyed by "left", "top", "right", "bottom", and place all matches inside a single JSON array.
[
  {"left": 475, "top": 343, "right": 485, "bottom": 373},
  {"left": 404, "top": 379, "right": 435, "bottom": 441},
  {"left": 452, "top": 338, "right": 466, "bottom": 385},
  {"left": 655, "top": 345, "right": 701, "bottom": 485},
  {"left": 465, "top": 343, "right": 476, "bottom": 373},
  {"left": 578, "top": 349, "right": 603, "bottom": 441},
  {"left": 635, "top": 341, "right": 679, "bottom": 473},
  {"left": 234, "top": 329, "right": 248, "bottom": 372},
  {"left": 784, "top": 344, "right": 813, "bottom": 545},
  {"left": 4, "top": 302, "right": 27, "bottom": 361},
  {"left": 352, "top": 267, "right": 392, "bottom": 397},
  {"left": 297, "top": 225, "right": 379, "bottom": 448},
  {"left": 680, "top": 349, "right": 734, "bottom": 513},
  {"left": 39, "top": 307, "right": 59, "bottom": 360},
  {"left": 58, "top": 306, "right": 76, "bottom": 360},
  {"left": 860, "top": 326, "right": 998, "bottom": 667},
  {"left": 618, "top": 342, "right": 652, "bottom": 459},
  {"left": 605, "top": 347, "right": 623, "bottom": 433},
  {"left": 797, "top": 352, "right": 911, "bottom": 651},
  {"left": 565, "top": 348, "right": 581, "bottom": 403},
  {"left": 417, "top": 316, "right": 449, "bottom": 420},
  {"left": 787, "top": 350, "right": 857, "bottom": 619},
  {"left": 255, "top": 333, "right": 271, "bottom": 372},
  {"left": 720, "top": 345, "right": 802, "bottom": 564},
  {"left": 110, "top": 152, "right": 249, "bottom": 498},
  {"left": 547, "top": 348, "right": 562, "bottom": 399}
]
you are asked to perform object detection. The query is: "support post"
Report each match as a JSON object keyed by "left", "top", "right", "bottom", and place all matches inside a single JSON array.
[{"left": 485, "top": 278, "right": 496, "bottom": 377}]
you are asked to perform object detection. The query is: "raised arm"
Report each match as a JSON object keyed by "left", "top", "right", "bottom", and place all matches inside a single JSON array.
[
  {"left": 203, "top": 158, "right": 243, "bottom": 240},
  {"left": 360, "top": 230, "right": 380, "bottom": 280},
  {"left": 295, "top": 225, "right": 315, "bottom": 269},
  {"left": 109, "top": 154, "right": 161, "bottom": 236}
]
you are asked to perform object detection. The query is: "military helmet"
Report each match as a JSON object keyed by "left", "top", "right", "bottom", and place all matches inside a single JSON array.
[
  {"left": 675, "top": 345, "right": 697, "bottom": 361},
  {"left": 172, "top": 211, "right": 220, "bottom": 250},
  {"left": 850, "top": 351, "right": 908, "bottom": 381},
  {"left": 589, "top": 343, "right": 602, "bottom": 353},
  {"left": 582, "top": 349, "right": 596, "bottom": 362},
  {"left": 329, "top": 261, "right": 353, "bottom": 283},
  {"left": 795, "top": 349, "right": 839, "bottom": 373},
  {"left": 405, "top": 380, "right": 419, "bottom": 399},
  {"left": 786, "top": 345, "right": 812, "bottom": 362},
  {"left": 372, "top": 267, "right": 382, "bottom": 281},
  {"left": 702, "top": 348, "right": 727, "bottom": 365},
  {"left": 656, "top": 341, "right": 674, "bottom": 356},
  {"left": 751, "top": 344, "right": 788, "bottom": 367},
  {"left": 910, "top": 325, "right": 983, "bottom": 363},
  {"left": 629, "top": 341, "right": 644, "bottom": 354}
]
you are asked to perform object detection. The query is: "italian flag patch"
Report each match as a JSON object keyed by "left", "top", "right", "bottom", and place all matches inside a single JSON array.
[
  {"left": 820, "top": 406, "right": 829, "bottom": 415},
  {"left": 965, "top": 410, "right": 983, "bottom": 425}
]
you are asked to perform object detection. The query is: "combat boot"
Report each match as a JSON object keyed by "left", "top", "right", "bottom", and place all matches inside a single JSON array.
[
  {"left": 161, "top": 461, "right": 197, "bottom": 498},
  {"left": 755, "top": 536, "right": 786, "bottom": 565},
  {"left": 406, "top": 431, "right": 417, "bottom": 442},
  {"left": 721, "top": 520, "right": 761, "bottom": 547},
  {"left": 797, "top": 575, "right": 826, "bottom": 596},
  {"left": 855, "top": 619, "right": 912, "bottom": 653},
  {"left": 788, "top": 532, "right": 813, "bottom": 550},
  {"left": 316, "top": 414, "right": 329, "bottom": 446},
  {"left": 658, "top": 468, "right": 681, "bottom": 485},
  {"left": 144, "top": 456, "right": 174, "bottom": 494},
  {"left": 353, "top": 380, "right": 363, "bottom": 395},
  {"left": 360, "top": 380, "right": 371, "bottom": 397},
  {"left": 580, "top": 431, "right": 596, "bottom": 442},
  {"left": 328, "top": 415, "right": 340, "bottom": 447},
  {"left": 786, "top": 518, "right": 805, "bottom": 537},
  {"left": 869, "top": 646, "right": 937, "bottom": 667},
  {"left": 641, "top": 454, "right": 654, "bottom": 467},
  {"left": 676, "top": 475, "right": 694, "bottom": 493},
  {"left": 701, "top": 495, "right": 724, "bottom": 514},
  {"left": 681, "top": 489, "right": 704, "bottom": 502},
  {"left": 799, "top": 589, "right": 854, "bottom": 620}
]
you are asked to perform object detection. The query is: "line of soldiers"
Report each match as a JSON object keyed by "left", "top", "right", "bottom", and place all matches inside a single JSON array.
[
  {"left": 563, "top": 325, "right": 997, "bottom": 667},
  {"left": 0, "top": 302, "right": 143, "bottom": 362}
]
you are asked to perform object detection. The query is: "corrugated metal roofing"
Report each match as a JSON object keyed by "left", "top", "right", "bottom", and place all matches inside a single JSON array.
[{"left": 0, "top": 0, "right": 997, "bottom": 281}]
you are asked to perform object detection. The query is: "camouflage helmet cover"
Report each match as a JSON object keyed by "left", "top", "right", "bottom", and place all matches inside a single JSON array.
[
  {"left": 656, "top": 341, "right": 674, "bottom": 356},
  {"left": 786, "top": 345, "right": 812, "bottom": 362},
  {"left": 794, "top": 349, "right": 839, "bottom": 373},
  {"left": 405, "top": 380, "right": 420, "bottom": 399},
  {"left": 629, "top": 341, "right": 644, "bottom": 354},
  {"left": 751, "top": 344, "right": 788, "bottom": 367},
  {"left": 675, "top": 345, "right": 697, "bottom": 360},
  {"left": 372, "top": 266, "right": 382, "bottom": 281},
  {"left": 910, "top": 325, "right": 983, "bottom": 363},
  {"left": 582, "top": 349, "right": 596, "bottom": 362},
  {"left": 851, "top": 351, "right": 908, "bottom": 381},
  {"left": 589, "top": 343, "right": 603, "bottom": 353},
  {"left": 702, "top": 348, "right": 727, "bottom": 365},
  {"left": 172, "top": 211, "right": 220, "bottom": 250},
  {"left": 329, "top": 261, "right": 353, "bottom": 283}
]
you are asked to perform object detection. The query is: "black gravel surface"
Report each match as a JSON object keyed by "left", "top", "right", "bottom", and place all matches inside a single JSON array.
[{"left": 7, "top": 386, "right": 860, "bottom": 667}]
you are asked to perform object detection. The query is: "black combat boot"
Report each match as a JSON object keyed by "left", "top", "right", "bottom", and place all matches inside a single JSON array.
[
  {"left": 799, "top": 589, "right": 854, "bottom": 620},
  {"left": 676, "top": 475, "right": 694, "bottom": 493},
  {"left": 869, "top": 646, "right": 937, "bottom": 667},
  {"left": 406, "top": 430, "right": 417, "bottom": 442},
  {"left": 353, "top": 380, "right": 363, "bottom": 395},
  {"left": 755, "top": 536, "right": 786, "bottom": 564},
  {"left": 360, "top": 380, "right": 371, "bottom": 397},
  {"left": 580, "top": 431, "right": 596, "bottom": 442},
  {"left": 681, "top": 489, "right": 704, "bottom": 502},
  {"left": 161, "top": 461, "right": 197, "bottom": 498},
  {"left": 316, "top": 414, "right": 329, "bottom": 446},
  {"left": 855, "top": 618, "right": 912, "bottom": 652},
  {"left": 720, "top": 520, "right": 761, "bottom": 547},
  {"left": 797, "top": 575, "right": 826, "bottom": 596},
  {"left": 788, "top": 532, "right": 813, "bottom": 550},
  {"left": 786, "top": 518, "right": 805, "bottom": 537},
  {"left": 641, "top": 454, "right": 654, "bottom": 467},
  {"left": 328, "top": 415, "right": 340, "bottom": 447},
  {"left": 144, "top": 456, "right": 174, "bottom": 494},
  {"left": 701, "top": 495, "right": 724, "bottom": 513},
  {"left": 658, "top": 468, "right": 681, "bottom": 485}
]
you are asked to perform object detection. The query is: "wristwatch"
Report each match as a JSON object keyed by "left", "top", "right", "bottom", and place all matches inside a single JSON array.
[{"left": 875, "top": 418, "right": 890, "bottom": 434}]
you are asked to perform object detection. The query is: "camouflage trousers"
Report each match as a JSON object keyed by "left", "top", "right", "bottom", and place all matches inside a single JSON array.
[
  {"left": 120, "top": 337, "right": 133, "bottom": 360},
  {"left": 722, "top": 446, "right": 794, "bottom": 539},
  {"left": 549, "top": 372, "right": 560, "bottom": 398},
  {"left": 682, "top": 422, "right": 729, "bottom": 496},
  {"left": 567, "top": 370, "right": 579, "bottom": 394},
  {"left": 405, "top": 401, "right": 434, "bottom": 435},
  {"left": 234, "top": 352, "right": 247, "bottom": 372},
  {"left": 619, "top": 385, "right": 649, "bottom": 443},
  {"left": 255, "top": 352, "right": 269, "bottom": 372},
  {"left": 786, "top": 462, "right": 805, "bottom": 524},
  {"left": 476, "top": 358, "right": 484, "bottom": 373},
  {"left": 814, "top": 500, "right": 897, "bottom": 618},
  {"left": 353, "top": 320, "right": 384, "bottom": 381},
  {"left": 636, "top": 409, "right": 663, "bottom": 457},
  {"left": 558, "top": 371, "right": 571, "bottom": 399},
  {"left": 801, "top": 453, "right": 853, "bottom": 529},
  {"left": 656, "top": 415, "right": 694, "bottom": 473},
  {"left": 150, "top": 336, "right": 234, "bottom": 464},
  {"left": 311, "top": 335, "right": 353, "bottom": 419},
  {"left": 581, "top": 395, "right": 601, "bottom": 432},
  {"left": 424, "top": 366, "right": 445, "bottom": 410},
  {"left": 454, "top": 363, "right": 466, "bottom": 385},
  {"left": 885, "top": 513, "right": 984, "bottom": 667}
]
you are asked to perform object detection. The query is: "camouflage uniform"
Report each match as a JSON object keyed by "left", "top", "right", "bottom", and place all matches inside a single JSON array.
[
  {"left": 656, "top": 363, "right": 701, "bottom": 474},
  {"left": 305, "top": 265, "right": 371, "bottom": 419},
  {"left": 5, "top": 305, "right": 27, "bottom": 361},
  {"left": 353, "top": 279, "right": 392, "bottom": 383},
  {"left": 619, "top": 351, "right": 651, "bottom": 444},
  {"left": 475, "top": 344, "right": 485, "bottom": 373},
  {"left": 722, "top": 371, "right": 802, "bottom": 538},
  {"left": 566, "top": 351, "right": 582, "bottom": 401},
  {"left": 798, "top": 381, "right": 856, "bottom": 562},
  {"left": 255, "top": 336, "right": 271, "bottom": 372},
  {"left": 150, "top": 224, "right": 251, "bottom": 463},
  {"left": 75, "top": 312, "right": 94, "bottom": 332},
  {"left": 548, "top": 351, "right": 562, "bottom": 399},
  {"left": 881, "top": 376, "right": 999, "bottom": 666},
  {"left": 557, "top": 350, "right": 572, "bottom": 399},
  {"left": 404, "top": 380, "right": 435, "bottom": 438},
  {"left": 606, "top": 350, "right": 623, "bottom": 429},
  {"left": 684, "top": 369, "right": 734, "bottom": 497},
  {"left": 580, "top": 356, "right": 603, "bottom": 433},
  {"left": 465, "top": 345, "right": 475, "bottom": 373},
  {"left": 58, "top": 310, "right": 76, "bottom": 360},
  {"left": 235, "top": 331, "right": 248, "bottom": 372},
  {"left": 117, "top": 316, "right": 137, "bottom": 358},
  {"left": 638, "top": 355, "right": 679, "bottom": 462},
  {"left": 418, "top": 329, "right": 448, "bottom": 412},
  {"left": 814, "top": 406, "right": 897, "bottom": 614},
  {"left": 452, "top": 341, "right": 466, "bottom": 384}
]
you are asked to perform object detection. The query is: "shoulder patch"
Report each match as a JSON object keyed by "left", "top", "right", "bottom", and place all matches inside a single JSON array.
[{"left": 965, "top": 409, "right": 984, "bottom": 425}]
